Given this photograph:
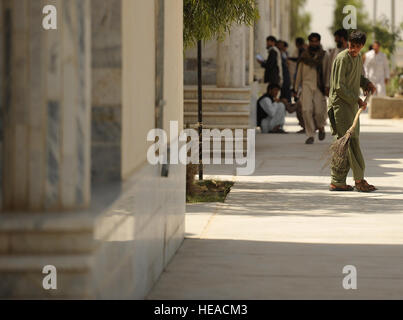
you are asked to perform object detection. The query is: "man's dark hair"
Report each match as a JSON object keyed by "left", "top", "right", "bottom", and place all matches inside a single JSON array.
[
  {"left": 295, "top": 37, "right": 305, "bottom": 46},
  {"left": 267, "top": 83, "right": 281, "bottom": 93},
  {"left": 374, "top": 40, "right": 381, "bottom": 46},
  {"left": 308, "top": 33, "right": 321, "bottom": 41},
  {"left": 276, "top": 40, "right": 284, "bottom": 46},
  {"left": 334, "top": 28, "right": 348, "bottom": 41},
  {"left": 267, "top": 35, "right": 277, "bottom": 43},
  {"left": 349, "top": 30, "right": 366, "bottom": 45},
  {"left": 283, "top": 41, "right": 289, "bottom": 48}
]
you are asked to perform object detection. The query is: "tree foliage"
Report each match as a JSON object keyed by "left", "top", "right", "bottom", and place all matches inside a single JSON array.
[
  {"left": 183, "top": 0, "right": 259, "bottom": 49},
  {"left": 289, "top": 0, "right": 312, "bottom": 40},
  {"left": 373, "top": 16, "right": 401, "bottom": 58}
]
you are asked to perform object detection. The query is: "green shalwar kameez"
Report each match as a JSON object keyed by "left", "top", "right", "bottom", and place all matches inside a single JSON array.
[{"left": 328, "top": 50, "right": 370, "bottom": 186}]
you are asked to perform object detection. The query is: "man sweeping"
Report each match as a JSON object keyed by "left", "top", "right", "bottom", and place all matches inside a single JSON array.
[{"left": 328, "top": 30, "right": 377, "bottom": 192}]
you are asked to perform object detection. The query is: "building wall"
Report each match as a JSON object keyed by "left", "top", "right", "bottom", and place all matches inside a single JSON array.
[
  {"left": 112, "top": 0, "right": 185, "bottom": 298},
  {"left": 121, "top": 0, "right": 183, "bottom": 176},
  {"left": 184, "top": 41, "right": 218, "bottom": 86},
  {"left": 121, "top": 0, "right": 156, "bottom": 178},
  {"left": 0, "top": 0, "right": 185, "bottom": 299},
  {"left": 89, "top": 0, "right": 186, "bottom": 298},
  {"left": 279, "top": 0, "right": 290, "bottom": 43},
  {"left": 163, "top": 0, "right": 184, "bottom": 134},
  {"left": 270, "top": 0, "right": 278, "bottom": 37},
  {"left": 92, "top": 158, "right": 185, "bottom": 299},
  {"left": 92, "top": 0, "right": 185, "bottom": 177},
  {"left": 91, "top": 0, "right": 122, "bottom": 182},
  {"left": 254, "top": 0, "right": 272, "bottom": 81}
]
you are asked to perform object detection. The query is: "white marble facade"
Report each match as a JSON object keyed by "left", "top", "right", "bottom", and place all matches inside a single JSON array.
[
  {"left": 0, "top": 0, "right": 185, "bottom": 299},
  {"left": 1, "top": 0, "right": 91, "bottom": 211}
]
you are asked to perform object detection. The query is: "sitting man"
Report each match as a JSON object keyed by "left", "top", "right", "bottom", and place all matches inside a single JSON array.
[{"left": 257, "top": 84, "right": 293, "bottom": 134}]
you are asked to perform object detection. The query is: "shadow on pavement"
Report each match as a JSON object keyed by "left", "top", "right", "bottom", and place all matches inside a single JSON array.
[
  {"left": 148, "top": 238, "right": 403, "bottom": 300},
  {"left": 221, "top": 181, "right": 403, "bottom": 217}
]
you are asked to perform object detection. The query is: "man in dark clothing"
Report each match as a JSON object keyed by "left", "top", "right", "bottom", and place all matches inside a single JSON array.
[
  {"left": 277, "top": 40, "right": 292, "bottom": 103},
  {"left": 288, "top": 37, "right": 307, "bottom": 64},
  {"left": 289, "top": 37, "right": 307, "bottom": 133},
  {"left": 257, "top": 36, "right": 283, "bottom": 86}
]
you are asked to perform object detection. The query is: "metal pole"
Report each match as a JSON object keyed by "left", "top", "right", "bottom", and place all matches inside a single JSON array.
[{"left": 197, "top": 40, "right": 203, "bottom": 180}]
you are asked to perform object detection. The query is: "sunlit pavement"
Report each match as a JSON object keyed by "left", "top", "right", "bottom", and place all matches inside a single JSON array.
[{"left": 148, "top": 113, "right": 403, "bottom": 300}]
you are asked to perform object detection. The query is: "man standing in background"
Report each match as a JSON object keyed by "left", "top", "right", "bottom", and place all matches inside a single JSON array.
[
  {"left": 289, "top": 37, "right": 307, "bottom": 87},
  {"left": 277, "top": 40, "right": 292, "bottom": 103},
  {"left": 294, "top": 33, "right": 330, "bottom": 145},
  {"left": 289, "top": 37, "right": 308, "bottom": 134},
  {"left": 257, "top": 36, "right": 283, "bottom": 87},
  {"left": 328, "top": 29, "right": 349, "bottom": 78},
  {"left": 364, "top": 41, "right": 390, "bottom": 97},
  {"left": 289, "top": 37, "right": 307, "bottom": 66}
]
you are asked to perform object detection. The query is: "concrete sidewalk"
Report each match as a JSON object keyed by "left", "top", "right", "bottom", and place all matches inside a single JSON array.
[{"left": 148, "top": 114, "right": 403, "bottom": 299}]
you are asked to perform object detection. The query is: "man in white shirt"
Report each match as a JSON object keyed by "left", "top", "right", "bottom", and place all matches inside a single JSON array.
[
  {"left": 363, "top": 41, "right": 390, "bottom": 97},
  {"left": 257, "top": 84, "right": 287, "bottom": 134}
]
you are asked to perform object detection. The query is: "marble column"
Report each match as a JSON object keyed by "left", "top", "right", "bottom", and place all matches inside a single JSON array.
[
  {"left": 216, "top": 24, "right": 246, "bottom": 88},
  {"left": 254, "top": 0, "right": 272, "bottom": 82},
  {"left": 1, "top": 0, "right": 91, "bottom": 211},
  {"left": 247, "top": 25, "right": 254, "bottom": 85},
  {"left": 279, "top": 0, "right": 290, "bottom": 42},
  {"left": 254, "top": 0, "right": 271, "bottom": 59}
]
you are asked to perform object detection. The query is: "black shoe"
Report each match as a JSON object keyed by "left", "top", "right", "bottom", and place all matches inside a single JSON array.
[
  {"left": 276, "top": 128, "right": 288, "bottom": 134},
  {"left": 305, "top": 137, "right": 314, "bottom": 144},
  {"left": 318, "top": 129, "right": 326, "bottom": 141}
]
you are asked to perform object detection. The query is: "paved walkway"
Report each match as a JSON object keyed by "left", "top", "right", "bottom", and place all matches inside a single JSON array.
[{"left": 148, "top": 114, "right": 403, "bottom": 299}]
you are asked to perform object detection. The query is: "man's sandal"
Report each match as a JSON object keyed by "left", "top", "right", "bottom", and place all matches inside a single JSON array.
[
  {"left": 329, "top": 184, "right": 354, "bottom": 192},
  {"left": 355, "top": 180, "right": 377, "bottom": 193}
]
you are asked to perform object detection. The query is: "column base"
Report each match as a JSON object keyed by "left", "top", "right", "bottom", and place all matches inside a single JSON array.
[{"left": 0, "top": 162, "right": 185, "bottom": 299}]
